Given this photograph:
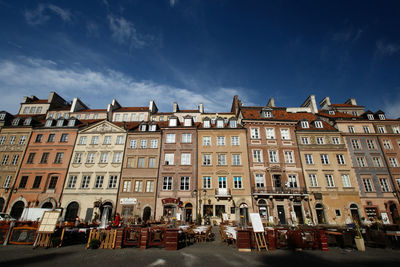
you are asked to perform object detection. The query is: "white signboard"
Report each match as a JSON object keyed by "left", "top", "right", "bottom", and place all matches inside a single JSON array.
[
  {"left": 381, "top": 212, "right": 390, "bottom": 225},
  {"left": 222, "top": 213, "right": 228, "bottom": 221},
  {"left": 120, "top": 198, "right": 137, "bottom": 205},
  {"left": 38, "top": 210, "right": 61, "bottom": 234},
  {"left": 250, "top": 213, "right": 264, "bottom": 233},
  {"left": 269, "top": 216, "right": 275, "bottom": 224}
]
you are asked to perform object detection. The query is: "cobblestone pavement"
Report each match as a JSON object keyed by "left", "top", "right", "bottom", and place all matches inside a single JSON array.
[{"left": 1, "top": 228, "right": 399, "bottom": 267}]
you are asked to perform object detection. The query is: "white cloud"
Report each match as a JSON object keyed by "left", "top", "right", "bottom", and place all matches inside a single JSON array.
[
  {"left": 24, "top": 4, "right": 71, "bottom": 25},
  {"left": 0, "top": 57, "right": 251, "bottom": 114},
  {"left": 376, "top": 40, "right": 400, "bottom": 56},
  {"left": 108, "top": 14, "right": 148, "bottom": 49},
  {"left": 384, "top": 92, "right": 400, "bottom": 118},
  {"left": 169, "top": 0, "right": 178, "bottom": 7}
]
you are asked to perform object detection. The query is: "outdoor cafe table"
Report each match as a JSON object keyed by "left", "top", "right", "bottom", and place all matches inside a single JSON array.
[
  {"left": 225, "top": 226, "right": 237, "bottom": 240},
  {"left": 193, "top": 226, "right": 208, "bottom": 233}
]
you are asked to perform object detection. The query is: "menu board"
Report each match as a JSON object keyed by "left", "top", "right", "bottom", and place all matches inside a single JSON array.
[
  {"left": 250, "top": 213, "right": 264, "bottom": 233},
  {"left": 38, "top": 211, "right": 61, "bottom": 233},
  {"left": 9, "top": 227, "right": 37, "bottom": 245}
]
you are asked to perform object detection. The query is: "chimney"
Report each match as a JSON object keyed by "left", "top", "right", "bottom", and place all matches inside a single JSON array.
[
  {"left": 267, "top": 98, "right": 275, "bottom": 108},
  {"left": 198, "top": 103, "right": 204, "bottom": 113},
  {"left": 149, "top": 100, "right": 158, "bottom": 114},
  {"left": 345, "top": 98, "right": 357, "bottom": 106},
  {"left": 319, "top": 97, "right": 331, "bottom": 110},
  {"left": 173, "top": 102, "right": 179, "bottom": 113}
]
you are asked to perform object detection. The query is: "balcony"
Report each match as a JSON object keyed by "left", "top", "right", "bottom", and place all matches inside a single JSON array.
[
  {"left": 252, "top": 186, "right": 307, "bottom": 197},
  {"left": 215, "top": 188, "right": 232, "bottom": 199}
]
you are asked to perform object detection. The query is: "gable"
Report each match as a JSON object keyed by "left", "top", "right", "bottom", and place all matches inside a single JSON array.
[{"left": 80, "top": 120, "right": 125, "bottom": 134}]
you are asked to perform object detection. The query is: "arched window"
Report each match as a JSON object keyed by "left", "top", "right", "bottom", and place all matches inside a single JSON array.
[
  {"left": 42, "top": 202, "right": 53, "bottom": 209},
  {"left": 65, "top": 202, "right": 79, "bottom": 222},
  {"left": 315, "top": 203, "right": 326, "bottom": 224},
  {"left": 10, "top": 201, "right": 25, "bottom": 219}
]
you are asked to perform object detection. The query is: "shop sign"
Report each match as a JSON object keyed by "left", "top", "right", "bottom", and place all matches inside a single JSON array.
[{"left": 120, "top": 198, "right": 137, "bottom": 205}]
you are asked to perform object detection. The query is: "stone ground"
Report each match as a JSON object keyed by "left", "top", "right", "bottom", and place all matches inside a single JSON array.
[{"left": 1, "top": 227, "right": 399, "bottom": 267}]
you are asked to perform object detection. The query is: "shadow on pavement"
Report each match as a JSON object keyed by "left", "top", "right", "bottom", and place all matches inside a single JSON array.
[{"left": 0, "top": 251, "right": 75, "bottom": 266}]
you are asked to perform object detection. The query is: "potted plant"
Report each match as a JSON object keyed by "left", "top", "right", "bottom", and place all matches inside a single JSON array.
[{"left": 354, "top": 221, "right": 365, "bottom": 251}]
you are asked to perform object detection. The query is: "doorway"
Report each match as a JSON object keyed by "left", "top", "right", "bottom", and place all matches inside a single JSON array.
[
  {"left": 350, "top": 204, "right": 361, "bottom": 224},
  {"left": 184, "top": 203, "right": 193, "bottom": 223},
  {"left": 65, "top": 202, "right": 79, "bottom": 222},
  {"left": 143, "top": 206, "right": 151, "bottom": 222},
  {"left": 293, "top": 205, "right": 304, "bottom": 224},
  {"left": 389, "top": 203, "right": 399, "bottom": 224},
  {"left": 277, "top": 205, "right": 286, "bottom": 224},
  {"left": 273, "top": 175, "right": 282, "bottom": 188},
  {"left": 10, "top": 201, "right": 25, "bottom": 219},
  {"left": 315, "top": 203, "right": 326, "bottom": 224}
]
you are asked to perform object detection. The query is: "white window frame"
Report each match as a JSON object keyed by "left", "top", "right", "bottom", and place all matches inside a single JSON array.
[
  {"left": 325, "top": 174, "right": 335, "bottom": 187},
  {"left": 163, "top": 177, "right": 173, "bottom": 190},
  {"left": 309, "top": 174, "right": 318, "bottom": 187},
  {"left": 255, "top": 174, "right": 265, "bottom": 188},
  {"left": 341, "top": 174, "right": 351, "bottom": 188},
  {"left": 301, "top": 137, "right": 309, "bottom": 144},
  {"left": 203, "top": 136, "right": 211, "bottom": 146},
  {"left": 181, "top": 153, "right": 191, "bottom": 165},
  {"left": 320, "top": 154, "right": 329, "bottom": 164},
  {"left": 234, "top": 176, "right": 243, "bottom": 189},
  {"left": 253, "top": 150, "right": 262, "bottom": 163},
  {"left": 218, "top": 154, "right": 227, "bottom": 165},
  {"left": 231, "top": 136, "right": 240, "bottom": 146},
  {"left": 232, "top": 154, "right": 241, "bottom": 166},
  {"left": 250, "top": 128, "right": 260, "bottom": 139},
  {"left": 217, "top": 136, "right": 226, "bottom": 146},
  {"left": 280, "top": 129, "right": 290, "bottom": 140},
  {"left": 336, "top": 154, "right": 346, "bottom": 165},
  {"left": 166, "top": 134, "right": 176, "bottom": 143},
  {"left": 182, "top": 133, "right": 192, "bottom": 143},
  {"left": 165, "top": 153, "right": 174, "bottom": 165},
  {"left": 203, "top": 176, "right": 211, "bottom": 189}
]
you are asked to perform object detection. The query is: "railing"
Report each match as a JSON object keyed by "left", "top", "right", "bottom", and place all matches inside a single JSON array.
[
  {"left": 215, "top": 188, "right": 232, "bottom": 196},
  {"left": 252, "top": 186, "right": 307, "bottom": 195}
]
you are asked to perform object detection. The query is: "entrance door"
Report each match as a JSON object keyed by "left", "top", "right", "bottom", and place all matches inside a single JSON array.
[
  {"left": 350, "top": 204, "right": 361, "bottom": 224},
  {"left": 294, "top": 205, "right": 304, "bottom": 224},
  {"left": 143, "top": 207, "right": 151, "bottom": 222},
  {"left": 389, "top": 203, "right": 399, "bottom": 224},
  {"left": 10, "top": 201, "right": 25, "bottom": 219},
  {"left": 315, "top": 204, "right": 325, "bottom": 224},
  {"left": 277, "top": 205, "right": 286, "bottom": 225},
  {"left": 65, "top": 202, "right": 79, "bottom": 222},
  {"left": 184, "top": 203, "right": 193, "bottom": 223},
  {"left": 273, "top": 175, "right": 282, "bottom": 188}
]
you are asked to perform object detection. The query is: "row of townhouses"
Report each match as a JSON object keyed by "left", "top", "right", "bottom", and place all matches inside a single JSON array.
[{"left": 0, "top": 92, "right": 399, "bottom": 226}]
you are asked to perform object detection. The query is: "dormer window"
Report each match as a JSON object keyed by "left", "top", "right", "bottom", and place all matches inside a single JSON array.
[
  {"left": 140, "top": 124, "right": 147, "bottom": 131},
  {"left": 56, "top": 113, "right": 61, "bottom": 119},
  {"left": 68, "top": 119, "right": 76, "bottom": 127},
  {"left": 229, "top": 120, "right": 237, "bottom": 128},
  {"left": 352, "top": 111, "right": 358, "bottom": 116},
  {"left": 48, "top": 113, "right": 54, "bottom": 118},
  {"left": 0, "top": 113, "right": 5, "bottom": 120},
  {"left": 300, "top": 121, "right": 309, "bottom": 128},
  {"left": 57, "top": 120, "right": 64, "bottom": 127},
  {"left": 23, "top": 118, "right": 32, "bottom": 126},
  {"left": 261, "top": 108, "right": 273, "bottom": 118},
  {"left": 314, "top": 121, "right": 323, "bottom": 128},
  {"left": 184, "top": 118, "right": 192, "bottom": 127},
  {"left": 85, "top": 114, "right": 90, "bottom": 120},
  {"left": 64, "top": 113, "right": 70, "bottom": 119},
  {"left": 36, "top": 107, "right": 42, "bottom": 113},
  {"left": 169, "top": 118, "right": 177, "bottom": 127},
  {"left": 203, "top": 120, "right": 210, "bottom": 128},
  {"left": 12, "top": 118, "right": 20, "bottom": 126},
  {"left": 328, "top": 111, "right": 335, "bottom": 115},
  {"left": 150, "top": 124, "right": 156, "bottom": 131},
  {"left": 367, "top": 114, "right": 374, "bottom": 120},
  {"left": 216, "top": 119, "right": 224, "bottom": 128},
  {"left": 45, "top": 119, "right": 53, "bottom": 127},
  {"left": 93, "top": 114, "right": 98, "bottom": 119},
  {"left": 379, "top": 114, "right": 385, "bottom": 120}
]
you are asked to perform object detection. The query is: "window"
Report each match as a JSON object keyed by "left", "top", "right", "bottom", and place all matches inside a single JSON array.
[
  {"left": 100, "top": 152, "right": 108, "bottom": 163},
  {"left": 316, "top": 137, "right": 324, "bottom": 144},
  {"left": 231, "top": 136, "right": 240, "bottom": 146},
  {"left": 165, "top": 153, "right": 174, "bottom": 165},
  {"left": 253, "top": 150, "right": 262, "bottom": 163},
  {"left": 367, "top": 114, "right": 374, "bottom": 120},
  {"left": 288, "top": 175, "right": 298, "bottom": 188},
  {"left": 66, "top": 175, "right": 77, "bottom": 188},
  {"left": 56, "top": 120, "right": 64, "bottom": 127},
  {"left": 32, "top": 176, "right": 42, "bottom": 188},
  {"left": 104, "top": 136, "right": 111, "bottom": 144},
  {"left": 351, "top": 139, "right": 360, "bottom": 150},
  {"left": 284, "top": 151, "right": 294, "bottom": 163},
  {"left": 280, "top": 129, "right": 290, "bottom": 140},
  {"left": 108, "top": 175, "right": 118, "bottom": 188},
  {"left": 251, "top": 128, "right": 260, "bottom": 139},
  {"left": 373, "top": 157, "right": 382, "bottom": 167},
  {"left": 45, "top": 120, "right": 52, "bottom": 127},
  {"left": 218, "top": 177, "right": 227, "bottom": 188},
  {"left": 81, "top": 176, "right": 90, "bottom": 188},
  {"left": 203, "top": 136, "right": 211, "bottom": 146},
  {"left": 95, "top": 176, "right": 104, "bottom": 188},
  {"left": 113, "top": 152, "right": 122, "bottom": 163},
  {"left": 0, "top": 136, "right": 5, "bottom": 145},
  {"left": 392, "top": 126, "right": 400, "bottom": 134},
  {"left": 130, "top": 140, "right": 137, "bottom": 148},
  {"left": 378, "top": 126, "right": 386, "bottom": 133},
  {"left": 234, "top": 176, "right": 243, "bottom": 189},
  {"left": 67, "top": 119, "right": 75, "bottom": 127},
  {"left": 348, "top": 126, "right": 355, "bottom": 133},
  {"left": 396, "top": 178, "right": 400, "bottom": 189},
  {"left": 357, "top": 157, "right": 366, "bottom": 167},
  {"left": 379, "top": 114, "right": 386, "bottom": 120},
  {"left": 216, "top": 119, "right": 224, "bottom": 128},
  {"left": 27, "top": 153, "right": 35, "bottom": 164},
  {"left": 320, "top": 154, "right": 329, "bottom": 164},
  {"left": 325, "top": 174, "right": 335, "bottom": 187},
  {"left": 12, "top": 118, "right": 20, "bottom": 126},
  {"left": 35, "top": 134, "right": 43, "bottom": 143},
  {"left": 367, "top": 139, "right": 376, "bottom": 149},
  {"left": 116, "top": 136, "right": 124, "bottom": 144},
  {"left": 54, "top": 152, "right": 64, "bottom": 163},
  {"left": 0, "top": 154, "right": 8, "bottom": 165},
  {"left": 85, "top": 114, "right": 90, "bottom": 120},
  {"left": 92, "top": 114, "right": 98, "bottom": 119},
  {"left": 218, "top": 154, "right": 226, "bottom": 165},
  {"left": 232, "top": 154, "right": 241, "bottom": 165},
  {"left": 163, "top": 177, "right": 172, "bottom": 190},
  {"left": 9, "top": 136, "right": 16, "bottom": 144},
  {"left": 91, "top": 136, "right": 99, "bottom": 145},
  {"left": 383, "top": 140, "right": 392, "bottom": 149},
  {"left": 336, "top": 154, "right": 346, "bottom": 165},
  {"left": 389, "top": 157, "right": 399, "bottom": 167},
  {"left": 4, "top": 175, "right": 13, "bottom": 188},
  {"left": 169, "top": 118, "right": 177, "bottom": 127},
  {"left": 203, "top": 154, "right": 211, "bottom": 165},
  {"left": 149, "top": 157, "right": 156, "bottom": 168},
  {"left": 314, "top": 121, "right": 323, "bottom": 128},
  {"left": 363, "top": 126, "right": 370, "bottom": 133},
  {"left": 139, "top": 114, "right": 144, "bottom": 121},
  {"left": 60, "top": 134, "right": 68, "bottom": 142},
  {"left": 301, "top": 121, "right": 309, "bottom": 128},
  {"left": 40, "top": 152, "right": 49, "bottom": 164},
  {"left": 123, "top": 114, "right": 129, "bottom": 122},
  {"left": 309, "top": 174, "right": 318, "bottom": 187},
  {"left": 146, "top": 181, "right": 154, "bottom": 192},
  {"left": 78, "top": 136, "right": 87, "bottom": 145},
  {"left": 341, "top": 174, "right": 351, "bottom": 188},
  {"left": 269, "top": 150, "right": 278, "bottom": 163},
  {"left": 47, "top": 134, "right": 55, "bottom": 142},
  {"left": 122, "top": 180, "right": 131, "bottom": 192},
  {"left": 301, "top": 137, "right": 309, "bottom": 144},
  {"left": 150, "top": 124, "right": 156, "bottom": 131},
  {"left": 87, "top": 152, "right": 95, "bottom": 163},
  {"left": 182, "top": 134, "right": 192, "bottom": 143},
  {"left": 379, "top": 178, "right": 390, "bottom": 192},
  {"left": 255, "top": 174, "right": 265, "bottom": 188},
  {"left": 11, "top": 154, "right": 19, "bottom": 165},
  {"left": 23, "top": 107, "right": 29, "bottom": 113},
  {"left": 181, "top": 153, "right": 191, "bottom": 165},
  {"left": 166, "top": 134, "right": 175, "bottom": 143},
  {"left": 115, "top": 114, "right": 121, "bottom": 121},
  {"left": 0, "top": 113, "right": 5, "bottom": 120},
  {"left": 203, "top": 176, "right": 211, "bottom": 189},
  {"left": 217, "top": 136, "right": 226, "bottom": 146},
  {"left": 203, "top": 120, "right": 210, "bottom": 128},
  {"left": 266, "top": 128, "right": 275, "bottom": 139},
  {"left": 229, "top": 120, "right": 237, "bottom": 128},
  {"left": 150, "top": 139, "right": 158, "bottom": 148},
  {"left": 135, "top": 180, "right": 143, "bottom": 192},
  {"left": 140, "top": 139, "right": 147, "bottom": 148},
  {"left": 19, "top": 176, "right": 28, "bottom": 188},
  {"left": 73, "top": 153, "right": 82, "bottom": 164},
  {"left": 180, "top": 177, "right": 190, "bottom": 190},
  {"left": 48, "top": 176, "right": 58, "bottom": 189},
  {"left": 30, "top": 107, "right": 36, "bottom": 113}
]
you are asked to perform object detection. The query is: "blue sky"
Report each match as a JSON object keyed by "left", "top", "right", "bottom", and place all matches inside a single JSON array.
[{"left": 0, "top": 0, "right": 400, "bottom": 116}]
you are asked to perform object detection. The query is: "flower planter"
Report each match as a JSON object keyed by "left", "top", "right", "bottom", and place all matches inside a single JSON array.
[{"left": 355, "top": 238, "right": 365, "bottom": 251}]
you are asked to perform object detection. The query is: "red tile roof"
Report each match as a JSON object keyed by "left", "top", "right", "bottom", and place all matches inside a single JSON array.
[
  {"left": 79, "top": 109, "right": 107, "bottom": 112},
  {"left": 116, "top": 107, "right": 148, "bottom": 112},
  {"left": 318, "top": 110, "right": 356, "bottom": 118},
  {"left": 331, "top": 103, "right": 363, "bottom": 107}
]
